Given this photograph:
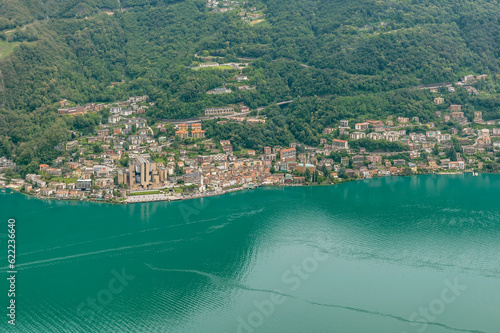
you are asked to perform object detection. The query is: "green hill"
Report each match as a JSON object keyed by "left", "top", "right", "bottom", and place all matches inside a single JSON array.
[{"left": 0, "top": 0, "right": 499, "bottom": 172}]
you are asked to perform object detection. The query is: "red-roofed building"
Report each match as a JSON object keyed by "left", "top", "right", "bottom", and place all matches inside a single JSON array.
[
  {"left": 175, "top": 130, "right": 189, "bottom": 139},
  {"left": 332, "top": 139, "right": 349, "bottom": 150},
  {"left": 191, "top": 130, "right": 206, "bottom": 138},
  {"left": 280, "top": 148, "right": 296, "bottom": 162}
]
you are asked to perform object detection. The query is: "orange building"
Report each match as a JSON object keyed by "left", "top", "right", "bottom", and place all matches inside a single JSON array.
[
  {"left": 191, "top": 130, "right": 206, "bottom": 139},
  {"left": 191, "top": 123, "right": 202, "bottom": 131},
  {"left": 175, "top": 130, "right": 189, "bottom": 139},
  {"left": 39, "top": 164, "right": 50, "bottom": 171}
]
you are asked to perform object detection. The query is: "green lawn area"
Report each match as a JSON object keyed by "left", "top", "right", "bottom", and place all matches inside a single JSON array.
[
  {"left": 44, "top": 176, "right": 79, "bottom": 185},
  {"left": 0, "top": 41, "right": 21, "bottom": 59},
  {"left": 250, "top": 19, "right": 268, "bottom": 27},
  {"left": 128, "top": 190, "right": 162, "bottom": 196}
]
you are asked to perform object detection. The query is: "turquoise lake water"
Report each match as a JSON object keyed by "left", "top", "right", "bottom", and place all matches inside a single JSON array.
[{"left": 1, "top": 174, "right": 499, "bottom": 332}]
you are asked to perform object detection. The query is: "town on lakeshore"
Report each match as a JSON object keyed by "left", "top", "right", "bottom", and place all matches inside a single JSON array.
[{"left": 1, "top": 74, "right": 499, "bottom": 204}]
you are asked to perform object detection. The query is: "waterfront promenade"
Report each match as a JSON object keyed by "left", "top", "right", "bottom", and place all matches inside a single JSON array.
[{"left": 126, "top": 193, "right": 182, "bottom": 203}]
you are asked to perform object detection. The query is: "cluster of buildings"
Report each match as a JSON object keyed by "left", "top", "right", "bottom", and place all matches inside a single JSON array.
[
  {"left": 118, "top": 154, "right": 169, "bottom": 188},
  {"left": 108, "top": 95, "right": 150, "bottom": 119},
  {"left": 240, "top": 11, "right": 265, "bottom": 23},
  {"left": 238, "top": 85, "right": 256, "bottom": 91},
  {"left": 207, "top": 0, "right": 249, "bottom": 14},
  {"left": 19, "top": 166, "right": 115, "bottom": 200},
  {"left": 0, "top": 156, "right": 16, "bottom": 171},
  {"left": 174, "top": 123, "right": 206, "bottom": 139},
  {"left": 457, "top": 74, "right": 487, "bottom": 95},
  {"left": 203, "top": 104, "right": 251, "bottom": 117},
  {"left": 207, "top": 0, "right": 240, "bottom": 12},
  {"left": 227, "top": 116, "right": 265, "bottom": 124},
  {"left": 58, "top": 95, "right": 150, "bottom": 117},
  {"left": 422, "top": 74, "right": 487, "bottom": 95},
  {"left": 5, "top": 84, "right": 500, "bottom": 200},
  {"left": 205, "top": 0, "right": 266, "bottom": 24},
  {"left": 204, "top": 106, "right": 235, "bottom": 116},
  {"left": 58, "top": 102, "right": 106, "bottom": 115},
  {"left": 312, "top": 102, "right": 500, "bottom": 177}
]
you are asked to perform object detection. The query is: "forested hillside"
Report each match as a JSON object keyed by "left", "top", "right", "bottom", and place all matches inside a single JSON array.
[{"left": 1, "top": 0, "right": 500, "bottom": 172}]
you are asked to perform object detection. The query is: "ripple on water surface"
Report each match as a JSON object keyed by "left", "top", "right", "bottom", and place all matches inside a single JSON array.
[{"left": 1, "top": 174, "right": 499, "bottom": 332}]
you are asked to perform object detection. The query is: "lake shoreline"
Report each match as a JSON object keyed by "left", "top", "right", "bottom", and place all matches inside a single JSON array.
[{"left": 1, "top": 171, "right": 482, "bottom": 205}]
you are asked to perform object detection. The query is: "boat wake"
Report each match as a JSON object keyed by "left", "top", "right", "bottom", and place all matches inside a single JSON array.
[
  {"left": 0, "top": 239, "right": 188, "bottom": 271},
  {"left": 145, "top": 264, "right": 485, "bottom": 333}
]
